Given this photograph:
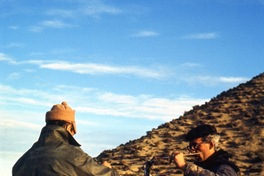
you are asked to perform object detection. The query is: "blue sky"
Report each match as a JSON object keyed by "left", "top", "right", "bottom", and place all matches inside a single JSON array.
[{"left": 1, "top": 0, "right": 264, "bottom": 175}]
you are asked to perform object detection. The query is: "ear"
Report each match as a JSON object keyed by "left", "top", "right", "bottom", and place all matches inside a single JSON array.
[
  {"left": 66, "top": 124, "right": 75, "bottom": 135},
  {"left": 209, "top": 141, "right": 214, "bottom": 150}
]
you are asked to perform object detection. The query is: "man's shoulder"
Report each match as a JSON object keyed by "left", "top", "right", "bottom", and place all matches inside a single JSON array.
[{"left": 217, "top": 164, "right": 240, "bottom": 176}]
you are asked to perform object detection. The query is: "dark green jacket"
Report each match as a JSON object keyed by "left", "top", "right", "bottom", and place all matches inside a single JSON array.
[{"left": 12, "top": 125, "right": 119, "bottom": 176}]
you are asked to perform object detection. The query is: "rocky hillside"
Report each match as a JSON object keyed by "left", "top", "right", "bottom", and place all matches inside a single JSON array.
[{"left": 96, "top": 73, "right": 264, "bottom": 176}]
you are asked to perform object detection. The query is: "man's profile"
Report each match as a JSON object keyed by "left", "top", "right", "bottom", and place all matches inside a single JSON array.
[{"left": 173, "top": 124, "right": 240, "bottom": 175}]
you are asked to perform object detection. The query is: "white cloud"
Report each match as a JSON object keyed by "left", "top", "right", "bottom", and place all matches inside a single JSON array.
[
  {"left": 98, "top": 93, "right": 137, "bottom": 105},
  {"left": 132, "top": 30, "right": 160, "bottom": 37},
  {"left": 0, "top": 152, "right": 24, "bottom": 176},
  {"left": 46, "top": 1, "right": 121, "bottom": 19},
  {"left": 183, "top": 75, "right": 249, "bottom": 85},
  {"left": 39, "top": 61, "right": 167, "bottom": 79},
  {"left": 182, "top": 32, "right": 218, "bottom": 39},
  {"left": 46, "top": 9, "right": 75, "bottom": 18},
  {"left": 0, "top": 83, "right": 207, "bottom": 121},
  {"left": 0, "top": 54, "right": 167, "bottom": 79},
  {"left": 76, "top": 119, "right": 99, "bottom": 127},
  {"left": 75, "top": 91, "right": 208, "bottom": 121},
  {"left": 219, "top": 76, "right": 249, "bottom": 83},
  {"left": 0, "top": 84, "right": 59, "bottom": 108},
  {"left": 30, "top": 20, "right": 74, "bottom": 32},
  {"left": 76, "top": 106, "right": 129, "bottom": 117},
  {"left": 0, "top": 119, "right": 41, "bottom": 129},
  {"left": 81, "top": 1, "right": 121, "bottom": 17},
  {"left": 4, "top": 42, "right": 24, "bottom": 48},
  {"left": 0, "top": 53, "right": 13, "bottom": 62},
  {"left": 8, "top": 26, "right": 19, "bottom": 30},
  {"left": 6, "top": 72, "right": 20, "bottom": 80},
  {"left": 0, "top": 52, "right": 250, "bottom": 87},
  {"left": 181, "top": 62, "right": 203, "bottom": 68},
  {"left": 0, "top": 53, "right": 16, "bottom": 64},
  {"left": 41, "top": 20, "right": 71, "bottom": 28}
]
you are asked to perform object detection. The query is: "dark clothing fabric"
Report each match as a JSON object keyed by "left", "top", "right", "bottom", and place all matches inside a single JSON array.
[
  {"left": 196, "top": 149, "right": 240, "bottom": 173},
  {"left": 184, "top": 149, "right": 240, "bottom": 176},
  {"left": 12, "top": 125, "right": 119, "bottom": 176}
]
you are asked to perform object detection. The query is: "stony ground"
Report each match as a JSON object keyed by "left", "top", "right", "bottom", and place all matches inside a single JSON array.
[{"left": 96, "top": 73, "right": 264, "bottom": 176}]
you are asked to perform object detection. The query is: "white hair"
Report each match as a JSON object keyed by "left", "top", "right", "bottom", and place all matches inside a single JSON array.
[{"left": 205, "top": 134, "right": 220, "bottom": 150}]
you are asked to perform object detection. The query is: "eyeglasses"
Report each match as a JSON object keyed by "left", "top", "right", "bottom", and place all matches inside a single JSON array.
[{"left": 187, "top": 141, "right": 205, "bottom": 151}]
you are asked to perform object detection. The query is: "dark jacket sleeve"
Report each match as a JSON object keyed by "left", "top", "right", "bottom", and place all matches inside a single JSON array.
[
  {"left": 184, "top": 163, "right": 239, "bottom": 176},
  {"left": 73, "top": 147, "right": 120, "bottom": 176}
]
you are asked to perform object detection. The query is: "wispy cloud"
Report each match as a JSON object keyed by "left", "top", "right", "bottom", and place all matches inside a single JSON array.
[
  {"left": 0, "top": 119, "right": 41, "bottom": 130},
  {"left": 8, "top": 26, "right": 19, "bottom": 30},
  {"left": 41, "top": 20, "right": 71, "bottom": 28},
  {"left": 0, "top": 53, "right": 16, "bottom": 64},
  {"left": 39, "top": 61, "right": 167, "bottom": 79},
  {"left": 4, "top": 42, "right": 24, "bottom": 48},
  {"left": 6, "top": 72, "right": 20, "bottom": 80},
  {"left": 75, "top": 96, "right": 206, "bottom": 121},
  {"left": 182, "top": 32, "right": 218, "bottom": 40},
  {"left": 46, "top": 9, "right": 75, "bottom": 18},
  {"left": 132, "top": 30, "right": 160, "bottom": 37},
  {"left": 46, "top": 1, "right": 121, "bottom": 19},
  {"left": 0, "top": 84, "right": 59, "bottom": 108},
  {"left": 0, "top": 52, "right": 249, "bottom": 85},
  {"left": 0, "top": 53, "right": 167, "bottom": 79},
  {"left": 181, "top": 62, "right": 203, "bottom": 68},
  {"left": 99, "top": 93, "right": 137, "bottom": 105},
  {"left": 183, "top": 75, "right": 249, "bottom": 85},
  {"left": 30, "top": 20, "right": 74, "bottom": 32},
  {"left": 0, "top": 83, "right": 207, "bottom": 121},
  {"left": 219, "top": 76, "right": 249, "bottom": 83},
  {"left": 81, "top": 1, "right": 121, "bottom": 17}
]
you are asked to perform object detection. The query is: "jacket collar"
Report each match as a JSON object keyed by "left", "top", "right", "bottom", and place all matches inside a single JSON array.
[{"left": 39, "top": 125, "right": 81, "bottom": 146}]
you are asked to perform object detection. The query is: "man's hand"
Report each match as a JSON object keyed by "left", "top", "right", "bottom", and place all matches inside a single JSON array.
[{"left": 173, "top": 152, "right": 186, "bottom": 169}]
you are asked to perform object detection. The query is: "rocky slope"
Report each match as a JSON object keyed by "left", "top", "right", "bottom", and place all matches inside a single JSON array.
[{"left": 96, "top": 73, "right": 264, "bottom": 176}]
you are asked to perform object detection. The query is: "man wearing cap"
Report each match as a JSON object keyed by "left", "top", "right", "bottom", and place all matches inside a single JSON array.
[
  {"left": 13, "top": 102, "right": 119, "bottom": 176},
  {"left": 172, "top": 124, "right": 240, "bottom": 176}
]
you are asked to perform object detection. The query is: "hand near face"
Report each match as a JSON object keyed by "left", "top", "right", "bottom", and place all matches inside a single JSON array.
[{"left": 173, "top": 152, "right": 186, "bottom": 169}]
